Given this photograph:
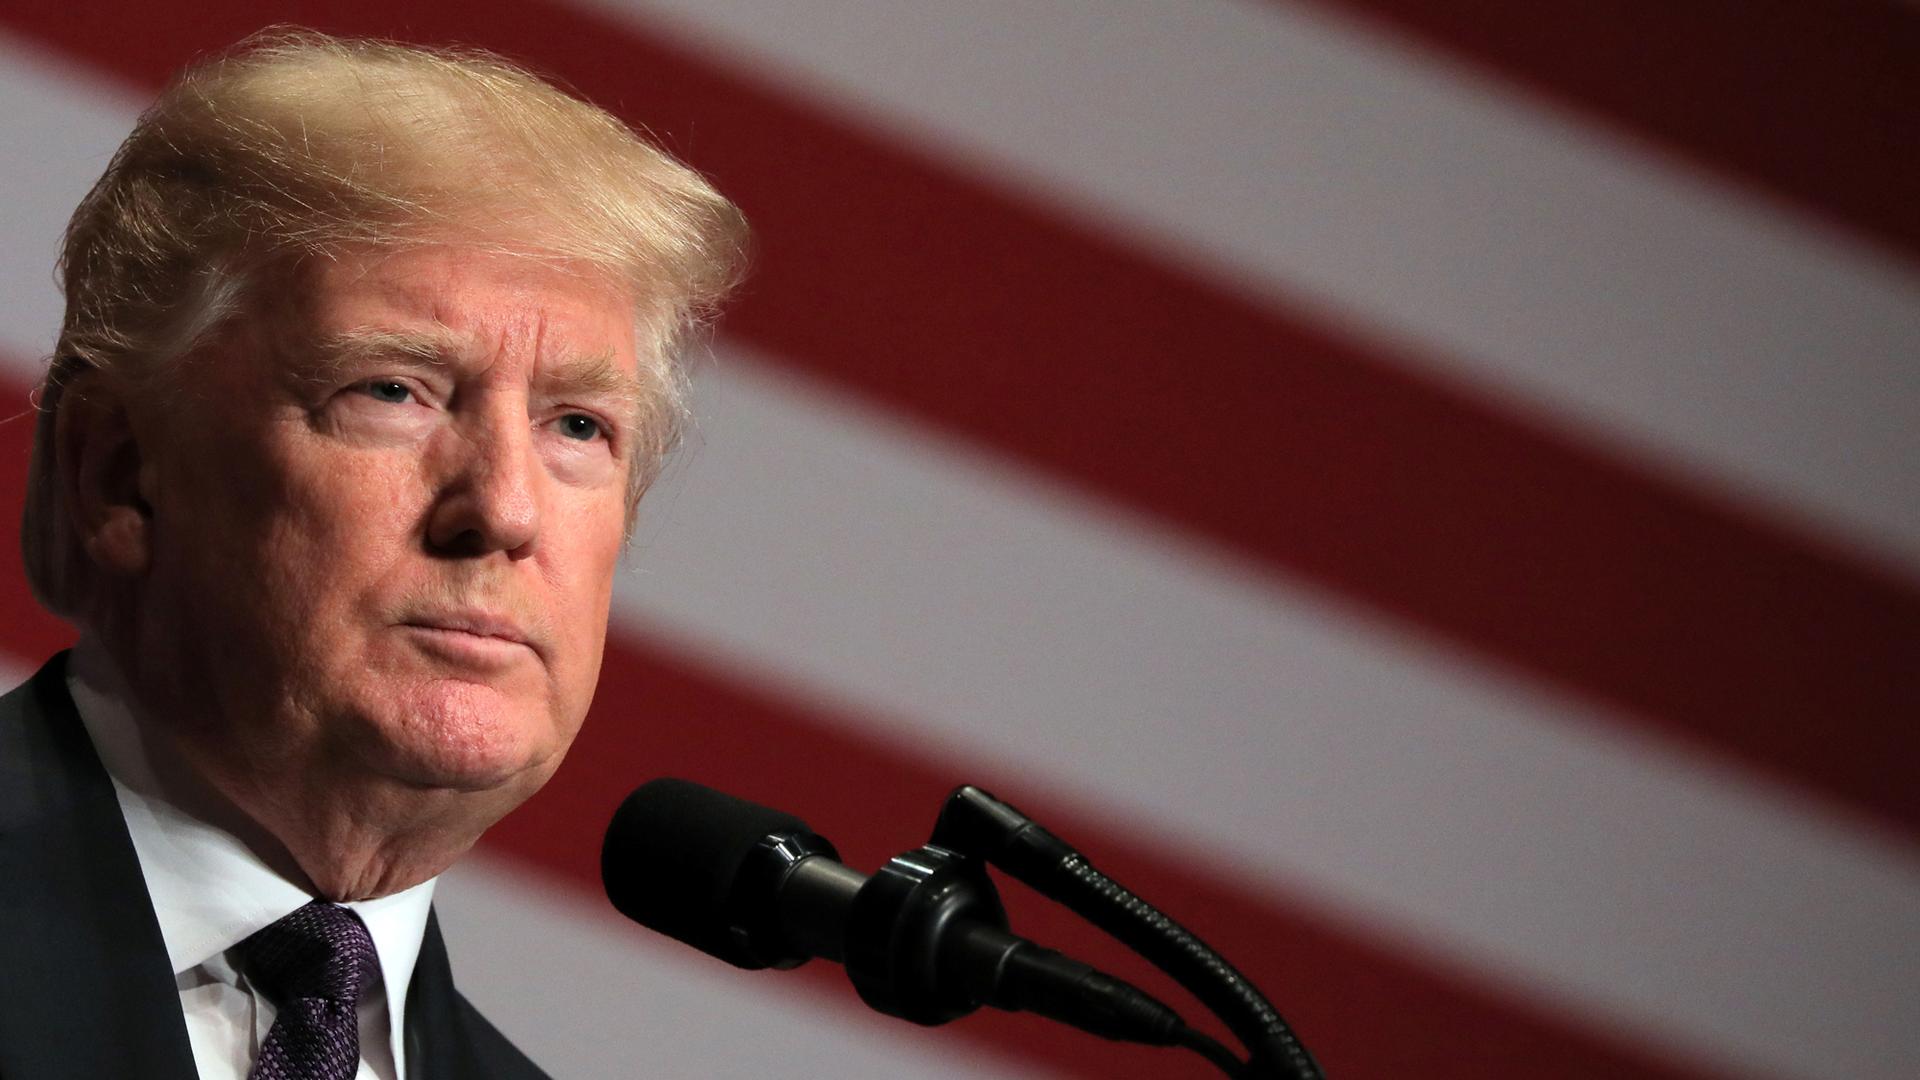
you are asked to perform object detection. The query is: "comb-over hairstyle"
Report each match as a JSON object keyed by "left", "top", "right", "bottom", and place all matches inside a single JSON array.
[{"left": 23, "top": 28, "right": 748, "bottom": 616}]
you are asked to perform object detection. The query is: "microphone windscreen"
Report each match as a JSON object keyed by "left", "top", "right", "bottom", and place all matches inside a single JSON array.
[{"left": 601, "top": 778, "right": 816, "bottom": 965}]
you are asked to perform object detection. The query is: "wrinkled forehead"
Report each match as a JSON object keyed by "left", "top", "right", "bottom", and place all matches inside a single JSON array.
[
  {"left": 268, "top": 245, "right": 648, "bottom": 388},
  {"left": 311, "top": 243, "right": 638, "bottom": 341}
]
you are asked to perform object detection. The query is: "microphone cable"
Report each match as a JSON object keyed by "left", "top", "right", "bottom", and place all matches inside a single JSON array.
[{"left": 931, "top": 785, "right": 1324, "bottom": 1080}]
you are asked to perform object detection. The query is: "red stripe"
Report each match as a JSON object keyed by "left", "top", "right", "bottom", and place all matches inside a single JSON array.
[
  {"left": 0, "top": 372, "right": 1725, "bottom": 1078},
  {"left": 1308, "top": 0, "right": 1920, "bottom": 264},
  {"left": 3, "top": 1, "right": 1917, "bottom": 851}
]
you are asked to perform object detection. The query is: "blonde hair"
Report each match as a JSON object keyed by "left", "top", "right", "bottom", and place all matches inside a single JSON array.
[{"left": 24, "top": 29, "right": 747, "bottom": 616}]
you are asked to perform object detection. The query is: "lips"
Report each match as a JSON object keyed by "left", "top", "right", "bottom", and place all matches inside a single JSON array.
[{"left": 401, "top": 609, "right": 543, "bottom": 660}]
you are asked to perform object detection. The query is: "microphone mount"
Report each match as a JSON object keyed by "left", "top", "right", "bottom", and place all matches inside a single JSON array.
[
  {"left": 603, "top": 778, "right": 1321, "bottom": 1077},
  {"left": 844, "top": 840, "right": 1007, "bottom": 1025}
]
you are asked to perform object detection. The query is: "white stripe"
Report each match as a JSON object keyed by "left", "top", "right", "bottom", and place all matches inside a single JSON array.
[
  {"left": 617, "top": 347, "right": 1920, "bottom": 1080},
  {"left": 3, "top": 31, "right": 1918, "bottom": 1080},
  {"left": 0, "top": 33, "right": 135, "bottom": 359},
  {"left": 435, "top": 852, "right": 1031, "bottom": 1078},
  {"left": 583, "top": 0, "right": 1920, "bottom": 578}
]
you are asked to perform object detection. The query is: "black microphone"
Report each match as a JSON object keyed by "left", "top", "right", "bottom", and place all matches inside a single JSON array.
[{"left": 602, "top": 778, "right": 1190, "bottom": 1047}]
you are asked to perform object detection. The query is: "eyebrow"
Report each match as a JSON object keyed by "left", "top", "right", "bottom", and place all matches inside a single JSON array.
[
  {"left": 537, "top": 353, "right": 646, "bottom": 419},
  {"left": 306, "top": 327, "right": 457, "bottom": 378},
  {"left": 306, "top": 327, "right": 647, "bottom": 425}
]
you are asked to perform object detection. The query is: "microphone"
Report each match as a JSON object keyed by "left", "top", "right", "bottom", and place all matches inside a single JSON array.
[{"left": 602, "top": 778, "right": 1190, "bottom": 1046}]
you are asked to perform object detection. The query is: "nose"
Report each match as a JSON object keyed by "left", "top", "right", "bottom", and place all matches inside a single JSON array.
[{"left": 426, "top": 412, "right": 541, "bottom": 559}]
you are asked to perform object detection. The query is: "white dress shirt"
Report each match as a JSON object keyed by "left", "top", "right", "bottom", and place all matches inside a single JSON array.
[{"left": 68, "top": 644, "right": 436, "bottom": 1080}]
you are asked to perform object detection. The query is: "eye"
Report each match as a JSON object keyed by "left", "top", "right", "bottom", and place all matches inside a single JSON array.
[
  {"left": 557, "top": 413, "right": 604, "bottom": 441},
  {"left": 359, "top": 380, "right": 414, "bottom": 404}
]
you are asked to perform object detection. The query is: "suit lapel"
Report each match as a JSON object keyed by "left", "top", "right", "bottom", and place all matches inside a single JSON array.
[
  {"left": 407, "top": 909, "right": 550, "bottom": 1079},
  {"left": 0, "top": 655, "right": 198, "bottom": 1079},
  {"left": 406, "top": 910, "right": 472, "bottom": 1080}
]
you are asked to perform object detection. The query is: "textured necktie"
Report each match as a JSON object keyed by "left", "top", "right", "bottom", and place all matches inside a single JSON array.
[{"left": 241, "top": 900, "right": 379, "bottom": 1080}]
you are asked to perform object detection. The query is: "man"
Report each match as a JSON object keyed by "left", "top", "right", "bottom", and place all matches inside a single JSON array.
[{"left": 0, "top": 30, "right": 745, "bottom": 1078}]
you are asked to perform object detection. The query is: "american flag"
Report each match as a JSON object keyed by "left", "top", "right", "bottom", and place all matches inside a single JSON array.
[{"left": 0, "top": 3, "right": 1914, "bottom": 1077}]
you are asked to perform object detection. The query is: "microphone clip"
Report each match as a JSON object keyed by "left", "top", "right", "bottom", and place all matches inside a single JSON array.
[{"left": 844, "top": 842, "right": 1009, "bottom": 1026}]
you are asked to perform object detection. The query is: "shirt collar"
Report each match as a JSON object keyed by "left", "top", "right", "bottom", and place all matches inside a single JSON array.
[{"left": 67, "top": 641, "right": 437, "bottom": 1072}]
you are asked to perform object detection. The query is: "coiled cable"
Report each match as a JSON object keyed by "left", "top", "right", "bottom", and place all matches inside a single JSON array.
[{"left": 932, "top": 785, "right": 1324, "bottom": 1078}]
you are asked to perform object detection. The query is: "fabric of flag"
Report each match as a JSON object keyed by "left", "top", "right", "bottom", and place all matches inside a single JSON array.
[{"left": 0, "top": 4, "right": 1913, "bottom": 1078}]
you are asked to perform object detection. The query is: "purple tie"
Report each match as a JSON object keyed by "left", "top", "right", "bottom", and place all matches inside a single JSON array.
[{"left": 241, "top": 900, "right": 379, "bottom": 1080}]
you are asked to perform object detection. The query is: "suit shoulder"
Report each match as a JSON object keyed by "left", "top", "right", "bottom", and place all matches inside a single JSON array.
[{"left": 0, "top": 653, "right": 100, "bottom": 826}]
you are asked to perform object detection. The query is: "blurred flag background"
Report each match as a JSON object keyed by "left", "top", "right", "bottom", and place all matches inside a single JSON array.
[{"left": 0, "top": 3, "right": 1914, "bottom": 1077}]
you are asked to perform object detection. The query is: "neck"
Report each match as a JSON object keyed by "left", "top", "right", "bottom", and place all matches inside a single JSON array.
[{"left": 209, "top": 763, "right": 491, "bottom": 901}]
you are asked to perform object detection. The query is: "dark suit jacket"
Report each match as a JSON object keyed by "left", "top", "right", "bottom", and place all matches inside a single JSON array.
[{"left": 0, "top": 654, "right": 548, "bottom": 1079}]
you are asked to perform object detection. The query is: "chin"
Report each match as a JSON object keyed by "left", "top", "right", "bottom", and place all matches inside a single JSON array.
[{"left": 361, "top": 678, "right": 573, "bottom": 794}]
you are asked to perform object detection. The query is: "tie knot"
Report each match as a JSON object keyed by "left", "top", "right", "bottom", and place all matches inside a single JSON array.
[{"left": 242, "top": 900, "right": 380, "bottom": 1008}]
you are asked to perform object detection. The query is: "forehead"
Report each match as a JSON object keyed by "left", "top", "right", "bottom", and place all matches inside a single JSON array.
[{"left": 294, "top": 245, "right": 642, "bottom": 374}]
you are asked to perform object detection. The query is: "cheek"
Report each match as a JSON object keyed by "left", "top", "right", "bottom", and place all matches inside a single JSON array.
[
  {"left": 183, "top": 446, "right": 428, "bottom": 652},
  {"left": 273, "top": 448, "right": 428, "bottom": 556},
  {"left": 543, "top": 516, "right": 625, "bottom": 690},
  {"left": 551, "top": 567, "right": 615, "bottom": 681}
]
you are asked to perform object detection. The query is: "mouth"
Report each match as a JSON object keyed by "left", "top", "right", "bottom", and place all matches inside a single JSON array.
[{"left": 400, "top": 610, "right": 542, "bottom": 666}]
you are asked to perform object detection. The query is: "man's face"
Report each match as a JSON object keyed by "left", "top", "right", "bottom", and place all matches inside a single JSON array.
[{"left": 129, "top": 245, "right": 642, "bottom": 809}]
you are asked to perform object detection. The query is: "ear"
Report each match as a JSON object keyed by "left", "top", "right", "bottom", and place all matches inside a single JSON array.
[{"left": 56, "top": 374, "right": 155, "bottom": 578}]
